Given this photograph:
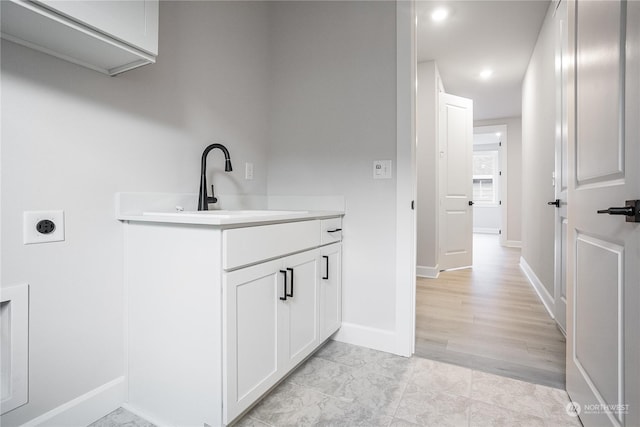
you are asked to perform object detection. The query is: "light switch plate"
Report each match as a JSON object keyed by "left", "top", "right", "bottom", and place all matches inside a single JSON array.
[
  {"left": 373, "top": 160, "right": 392, "bottom": 179},
  {"left": 245, "top": 162, "right": 254, "bottom": 180},
  {"left": 23, "top": 210, "right": 65, "bottom": 244}
]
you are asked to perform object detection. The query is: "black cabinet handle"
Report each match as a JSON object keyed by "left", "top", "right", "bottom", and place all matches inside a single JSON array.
[
  {"left": 286, "top": 268, "right": 294, "bottom": 297},
  {"left": 548, "top": 199, "right": 560, "bottom": 208},
  {"left": 468, "top": 201, "right": 474, "bottom": 206},
  {"left": 327, "top": 228, "right": 342, "bottom": 233},
  {"left": 322, "top": 255, "right": 329, "bottom": 280},
  {"left": 279, "top": 270, "right": 288, "bottom": 301}
]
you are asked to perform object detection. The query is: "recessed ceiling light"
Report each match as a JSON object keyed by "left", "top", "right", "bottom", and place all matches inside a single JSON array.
[
  {"left": 431, "top": 8, "right": 449, "bottom": 22},
  {"left": 480, "top": 69, "right": 493, "bottom": 79}
]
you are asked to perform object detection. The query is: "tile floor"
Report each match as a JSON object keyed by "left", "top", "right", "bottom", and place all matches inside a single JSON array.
[{"left": 90, "top": 341, "right": 582, "bottom": 427}]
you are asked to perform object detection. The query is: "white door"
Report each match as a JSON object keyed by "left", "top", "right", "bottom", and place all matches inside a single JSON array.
[
  {"left": 279, "top": 249, "right": 319, "bottom": 371},
  {"left": 439, "top": 93, "right": 474, "bottom": 270},
  {"left": 566, "top": 1, "right": 639, "bottom": 426},
  {"left": 553, "top": 0, "right": 569, "bottom": 334},
  {"left": 320, "top": 243, "right": 342, "bottom": 341}
]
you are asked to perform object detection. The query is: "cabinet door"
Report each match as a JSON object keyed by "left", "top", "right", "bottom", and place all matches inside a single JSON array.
[
  {"left": 320, "top": 244, "right": 342, "bottom": 341},
  {"left": 279, "top": 249, "right": 320, "bottom": 371},
  {"left": 223, "top": 258, "right": 283, "bottom": 424}
]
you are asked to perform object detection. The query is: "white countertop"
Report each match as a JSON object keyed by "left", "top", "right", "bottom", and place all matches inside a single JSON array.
[
  {"left": 115, "top": 192, "right": 344, "bottom": 227},
  {"left": 117, "top": 209, "right": 343, "bottom": 227}
]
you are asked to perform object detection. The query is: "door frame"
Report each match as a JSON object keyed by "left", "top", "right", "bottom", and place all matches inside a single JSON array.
[
  {"left": 394, "top": 0, "right": 417, "bottom": 357},
  {"left": 552, "top": 0, "right": 568, "bottom": 335},
  {"left": 473, "top": 124, "right": 508, "bottom": 246}
]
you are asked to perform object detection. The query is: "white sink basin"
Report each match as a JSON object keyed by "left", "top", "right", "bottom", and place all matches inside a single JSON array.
[{"left": 143, "top": 210, "right": 308, "bottom": 218}]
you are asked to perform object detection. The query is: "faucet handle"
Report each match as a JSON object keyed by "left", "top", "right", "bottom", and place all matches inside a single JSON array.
[{"left": 209, "top": 184, "right": 218, "bottom": 204}]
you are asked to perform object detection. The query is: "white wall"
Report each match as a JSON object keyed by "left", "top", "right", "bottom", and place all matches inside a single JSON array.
[
  {"left": 416, "top": 61, "right": 443, "bottom": 276},
  {"left": 521, "top": 3, "right": 557, "bottom": 296},
  {"left": 474, "top": 117, "right": 523, "bottom": 244},
  {"left": 0, "top": 2, "right": 270, "bottom": 425},
  {"left": 266, "top": 1, "right": 398, "bottom": 333},
  {"left": 474, "top": 207, "right": 501, "bottom": 232}
]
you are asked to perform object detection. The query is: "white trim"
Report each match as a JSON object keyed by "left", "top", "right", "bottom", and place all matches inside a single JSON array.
[
  {"left": 505, "top": 240, "right": 522, "bottom": 248},
  {"left": 333, "top": 323, "right": 398, "bottom": 355},
  {"left": 416, "top": 265, "right": 440, "bottom": 279},
  {"left": 473, "top": 228, "right": 500, "bottom": 235},
  {"left": 394, "top": 0, "right": 417, "bottom": 358},
  {"left": 120, "top": 403, "right": 167, "bottom": 427},
  {"left": 0, "top": 283, "right": 29, "bottom": 415},
  {"left": 473, "top": 124, "right": 508, "bottom": 247},
  {"left": 519, "top": 256, "right": 555, "bottom": 319},
  {"left": 21, "top": 377, "right": 125, "bottom": 427},
  {"left": 444, "top": 265, "right": 472, "bottom": 272}
]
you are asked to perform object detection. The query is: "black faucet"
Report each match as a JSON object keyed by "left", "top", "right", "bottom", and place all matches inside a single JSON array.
[{"left": 198, "top": 143, "right": 233, "bottom": 211}]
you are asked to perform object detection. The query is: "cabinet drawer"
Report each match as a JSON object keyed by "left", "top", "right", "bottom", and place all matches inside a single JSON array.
[
  {"left": 223, "top": 221, "right": 320, "bottom": 270},
  {"left": 320, "top": 217, "right": 343, "bottom": 245}
]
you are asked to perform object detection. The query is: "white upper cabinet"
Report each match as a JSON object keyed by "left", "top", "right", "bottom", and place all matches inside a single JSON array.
[
  {"left": 0, "top": 0, "right": 159, "bottom": 76},
  {"left": 33, "top": 1, "right": 158, "bottom": 54}
]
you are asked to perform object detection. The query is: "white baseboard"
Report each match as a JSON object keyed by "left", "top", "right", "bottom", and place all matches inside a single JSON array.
[
  {"left": 519, "top": 257, "right": 554, "bottom": 319},
  {"left": 505, "top": 240, "right": 522, "bottom": 248},
  {"left": 22, "top": 377, "right": 125, "bottom": 427},
  {"left": 416, "top": 265, "right": 439, "bottom": 279},
  {"left": 120, "top": 403, "right": 168, "bottom": 427},
  {"left": 333, "top": 322, "right": 398, "bottom": 355},
  {"left": 473, "top": 228, "right": 500, "bottom": 234}
]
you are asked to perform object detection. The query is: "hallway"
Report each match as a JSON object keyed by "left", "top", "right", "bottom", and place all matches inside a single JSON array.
[{"left": 415, "top": 234, "right": 566, "bottom": 389}]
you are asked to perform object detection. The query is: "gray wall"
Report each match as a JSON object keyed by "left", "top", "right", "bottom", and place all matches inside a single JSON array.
[
  {"left": 474, "top": 117, "right": 523, "bottom": 244},
  {"left": 522, "top": 4, "right": 556, "bottom": 295},
  {"left": 416, "top": 61, "right": 442, "bottom": 274},
  {"left": 1, "top": 2, "right": 271, "bottom": 425},
  {"left": 266, "top": 1, "right": 398, "bottom": 331},
  {"left": 2, "top": 2, "right": 402, "bottom": 424}
]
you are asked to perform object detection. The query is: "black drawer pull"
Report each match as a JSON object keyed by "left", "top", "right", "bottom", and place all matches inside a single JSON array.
[
  {"left": 322, "top": 256, "right": 329, "bottom": 280},
  {"left": 279, "top": 270, "right": 288, "bottom": 301},
  {"left": 327, "top": 228, "right": 342, "bottom": 233},
  {"left": 286, "top": 268, "right": 294, "bottom": 298}
]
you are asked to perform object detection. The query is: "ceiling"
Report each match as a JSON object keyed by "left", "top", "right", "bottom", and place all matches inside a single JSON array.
[{"left": 417, "top": 0, "right": 550, "bottom": 121}]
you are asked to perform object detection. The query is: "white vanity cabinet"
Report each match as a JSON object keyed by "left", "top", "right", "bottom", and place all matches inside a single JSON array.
[
  {"left": 1, "top": 0, "right": 158, "bottom": 75},
  {"left": 122, "top": 214, "right": 342, "bottom": 426}
]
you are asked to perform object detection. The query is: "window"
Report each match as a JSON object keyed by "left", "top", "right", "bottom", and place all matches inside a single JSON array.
[{"left": 473, "top": 150, "right": 499, "bottom": 205}]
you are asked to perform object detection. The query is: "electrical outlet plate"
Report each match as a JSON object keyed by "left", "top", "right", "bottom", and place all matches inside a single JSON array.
[
  {"left": 245, "top": 162, "right": 254, "bottom": 180},
  {"left": 23, "top": 210, "right": 65, "bottom": 244},
  {"left": 373, "top": 160, "right": 392, "bottom": 179}
]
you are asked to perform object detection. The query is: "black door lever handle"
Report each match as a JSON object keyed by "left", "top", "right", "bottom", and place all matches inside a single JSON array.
[
  {"left": 597, "top": 200, "right": 640, "bottom": 222},
  {"left": 597, "top": 207, "right": 635, "bottom": 215},
  {"left": 548, "top": 199, "right": 560, "bottom": 208}
]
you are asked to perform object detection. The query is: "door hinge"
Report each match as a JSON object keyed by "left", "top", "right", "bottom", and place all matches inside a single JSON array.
[
  {"left": 499, "top": 229, "right": 502, "bottom": 234},
  {"left": 499, "top": 200, "right": 502, "bottom": 205},
  {"left": 411, "top": 200, "right": 415, "bottom": 210},
  {"left": 499, "top": 171, "right": 502, "bottom": 176},
  {"left": 499, "top": 142, "right": 502, "bottom": 147}
]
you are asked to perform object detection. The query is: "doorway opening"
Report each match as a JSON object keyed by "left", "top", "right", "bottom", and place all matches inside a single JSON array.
[
  {"left": 472, "top": 125, "right": 507, "bottom": 245},
  {"left": 415, "top": 233, "right": 566, "bottom": 389}
]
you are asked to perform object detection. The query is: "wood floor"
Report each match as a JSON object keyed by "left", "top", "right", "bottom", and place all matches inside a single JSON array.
[{"left": 415, "top": 234, "right": 566, "bottom": 389}]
